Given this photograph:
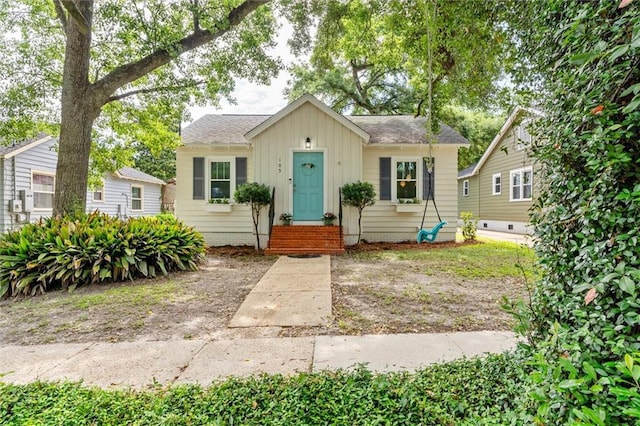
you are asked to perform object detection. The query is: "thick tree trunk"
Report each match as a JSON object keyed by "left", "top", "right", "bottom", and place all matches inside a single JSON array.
[{"left": 54, "top": 1, "right": 97, "bottom": 217}]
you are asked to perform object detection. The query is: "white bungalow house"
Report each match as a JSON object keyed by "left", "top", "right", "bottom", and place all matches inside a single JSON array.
[
  {"left": 0, "top": 134, "right": 165, "bottom": 232},
  {"left": 176, "top": 94, "right": 469, "bottom": 250}
]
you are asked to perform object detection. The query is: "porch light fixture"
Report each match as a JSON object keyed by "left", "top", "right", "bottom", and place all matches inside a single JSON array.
[{"left": 305, "top": 137, "right": 312, "bottom": 149}]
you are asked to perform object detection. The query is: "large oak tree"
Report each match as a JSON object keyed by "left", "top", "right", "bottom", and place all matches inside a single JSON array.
[{"left": 0, "top": 0, "right": 305, "bottom": 215}]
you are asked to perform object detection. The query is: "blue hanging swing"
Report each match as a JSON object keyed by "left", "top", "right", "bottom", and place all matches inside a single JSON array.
[{"left": 416, "top": 179, "right": 447, "bottom": 243}]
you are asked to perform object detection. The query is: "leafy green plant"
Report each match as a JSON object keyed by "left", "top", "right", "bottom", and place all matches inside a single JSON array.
[
  {"left": 506, "top": 1, "right": 640, "bottom": 423},
  {"left": 0, "top": 352, "right": 530, "bottom": 425},
  {"left": 460, "top": 211, "right": 478, "bottom": 242},
  {"left": 0, "top": 212, "right": 205, "bottom": 298},
  {"left": 234, "top": 182, "right": 271, "bottom": 250},
  {"left": 341, "top": 181, "right": 376, "bottom": 244}
]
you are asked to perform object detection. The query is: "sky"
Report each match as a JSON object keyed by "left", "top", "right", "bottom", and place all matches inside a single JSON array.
[{"left": 187, "top": 22, "right": 297, "bottom": 123}]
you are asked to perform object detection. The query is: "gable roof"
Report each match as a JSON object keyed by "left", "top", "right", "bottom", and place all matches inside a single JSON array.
[
  {"left": 459, "top": 106, "right": 542, "bottom": 179},
  {"left": 0, "top": 134, "right": 55, "bottom": 159},
  {"left": 244, "top": 94, "right": 370, "bottom": 142},
  {"left": 182, "top": 98, "right": 470, "bottom": 147},
  {"left": 114, "top": 167, "right": 165, "bottom": 185}
]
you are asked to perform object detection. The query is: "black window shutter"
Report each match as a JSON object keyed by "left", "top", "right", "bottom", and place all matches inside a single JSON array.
[
  {"left": 423, "top": 158, "right": 435, "bottom": 200},
  {"left": 380, "top": 157, "right": 391, "bottom": 200},
  {"left": 235, "top": 157, "right": 247, "bottom": 188},
  {"left": 193, "top": 157, "right": 205, "bottom": 200}
]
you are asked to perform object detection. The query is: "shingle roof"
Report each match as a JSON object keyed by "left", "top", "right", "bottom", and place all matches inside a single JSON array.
[
  {"left": 0, "top": 133, "right": 54, "bottom": 158},
  {"left": 182, "top": 115, "right": 269, "bottom": 145},
  {"left": 458, "top": 163, "right": 477, "bottom": 178},
  {"left": 115, "top": 167, "right": 165, "bottom": 185},
  {"left": 182, "top": 114, "right": 469, "bottom": 146}
]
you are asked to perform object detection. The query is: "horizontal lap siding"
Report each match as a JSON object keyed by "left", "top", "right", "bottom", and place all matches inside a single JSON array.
[
  {"left": 478, "top": 130, "right": 535, "bottom": 223},
  {"left": 176, "top": 146, "right": 256, "bottom": 246},
  {"left": 86, "top": 178, "right": 162, "bottom": 217},
  {"left": 360, "top": 145, "right": 460, "bottom": 243},
  {"left": 13, "top": 139, "right": 58, "bottom": 227},
  {"left": 458, "top": 175, "right": 480, "bottom": 217}
]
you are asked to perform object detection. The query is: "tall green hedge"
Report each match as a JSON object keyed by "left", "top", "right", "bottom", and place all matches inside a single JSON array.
[
  {"left": 510, "top": 1, "right": 640, "bottom": 424},
  {"left": 0, "top": 213, "right": 206, "bottom": 298}
]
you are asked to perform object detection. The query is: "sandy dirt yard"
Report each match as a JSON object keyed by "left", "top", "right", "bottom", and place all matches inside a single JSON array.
[{"left": 0, "top": 242, "right": 531, "bottom": 345}]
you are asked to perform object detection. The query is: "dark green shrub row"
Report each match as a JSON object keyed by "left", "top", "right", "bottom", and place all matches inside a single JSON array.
[
  {"left": 0, "top": 353, "right": 527, "bottom": 425},
  {"left": 0, "top": 212, "right": 206, "bottom": 298}
]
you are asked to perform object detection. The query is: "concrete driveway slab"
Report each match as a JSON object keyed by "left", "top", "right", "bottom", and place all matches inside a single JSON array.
[{"left": 176, "top": 337, "right": 314, "bottom": 383}]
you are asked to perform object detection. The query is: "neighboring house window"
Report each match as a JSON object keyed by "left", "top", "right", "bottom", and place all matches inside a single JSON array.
[
  {"left": 131, "top": 185, "right": 143, "bottom": 211},
  {"left": 92, "top": 184, "right": 105, "bottom": 202},
  {"left": 210, "top": 159, "right": 233, "bottom": 199},
  {"left": 510, "top": 167, "right": 533, "bottom": 201},
  {"left": 32, "top": 171, "right": 55, "bottom": 209},
  {"left": 516, "top": 120, "right": 532, "bottom": 150},
  {"left": 463, "top": 180, "right": 470, "bottom": 197},
  {"left": 492, "top": 173, "right": 502, "bottom": 195},
  {"left": 394, "top": 159, "right": 418, "bottom": 200}
]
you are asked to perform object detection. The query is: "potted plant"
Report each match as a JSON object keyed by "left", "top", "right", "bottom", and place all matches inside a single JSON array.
[
  {"left": 279, "top": 213, "right": 293, "bottom": 225},
  {"left": 322, "top": 212, "right": 337, "bottom": 225}
]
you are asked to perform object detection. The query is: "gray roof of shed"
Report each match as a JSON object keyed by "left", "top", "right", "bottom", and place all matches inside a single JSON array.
[
  {"left": 458, "top": 163, "right": 477, "bottom": 178},
  {"left": 182, "top": 114, "right": 469, "bottom": 146}
]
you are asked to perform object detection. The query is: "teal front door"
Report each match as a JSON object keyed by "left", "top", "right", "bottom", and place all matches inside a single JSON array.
[{"left": 293, "top": 152, "right": 324, "bottom": 221}]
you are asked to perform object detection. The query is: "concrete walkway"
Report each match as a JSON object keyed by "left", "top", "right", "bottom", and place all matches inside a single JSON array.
[
  {"left": 0, "top": 331, "right": 517, "bottom": 389},
  {"left": 475, "top": 229, "right": 534, "bottom": 246},
  {"left": 0, "top": 254, "right": 519, "bottom": 389},
  {"left": 229, "top": 255, "right": 332, "bottom": 327}
]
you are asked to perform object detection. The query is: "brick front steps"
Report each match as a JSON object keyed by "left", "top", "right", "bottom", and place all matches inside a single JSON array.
[{"left": 265, "top": 225, "right": 345, "bottom": 255}]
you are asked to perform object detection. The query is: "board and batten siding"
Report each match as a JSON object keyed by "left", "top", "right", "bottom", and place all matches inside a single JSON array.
[
  {"left": 175, "top": 145, "right": 256, "bottom": 246},
  {"left": 85, "top": 176, "right": 162, "bottom": 218},
  {"left": 252, "top": 101, "right": 364, "bottom": 244},
  {"left": 361, "top": 145, "right": 459, "bottom": 243},
  {"left": 477, "top": 128, "right": 535, "bottom": 223},
  {"left": 458, "top": 175, "right": 480, "bottom": 217}
]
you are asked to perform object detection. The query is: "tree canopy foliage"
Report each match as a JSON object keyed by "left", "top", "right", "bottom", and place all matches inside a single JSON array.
[
  {"left": 286, "top": 0, "right": 511, "bottom": 116},
  {"left": 506, "top": 0, "right": 640, "bottom": 423},
  {"left": 0, "top": 0, "right": 308, "bottom": 215}
]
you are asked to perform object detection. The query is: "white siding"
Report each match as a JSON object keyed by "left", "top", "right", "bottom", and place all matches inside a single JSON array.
[
  {"left": 175, "top": 146, "right": 256, "bottom": 246},
  {"left": 360, "top": 145, "right": 459, "bottom": 243}
]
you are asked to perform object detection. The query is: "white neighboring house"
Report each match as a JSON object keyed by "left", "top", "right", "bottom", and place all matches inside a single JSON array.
[
  {"left": 0, "top": 134, "right": 165, "bottom": 232},
  {"left": 176, "top": 94, "right": 469, "bottom": 246}
]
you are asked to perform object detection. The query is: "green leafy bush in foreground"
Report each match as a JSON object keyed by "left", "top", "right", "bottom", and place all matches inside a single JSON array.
[
  {"left": 0, "top": 212, "right": 206, "bottom": 298},
  {"left": 0, "top": 353, "right": 528, "bottom": 425}
]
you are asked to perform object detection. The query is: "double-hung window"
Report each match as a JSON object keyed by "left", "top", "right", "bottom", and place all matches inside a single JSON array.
[
  {"left": 516, "top": 120, "right": 532, "bottom": 150},
  {"left": 462, "top": 180, "right": 470, "bottom": 197},
  {"left": 32, "top": 171, "right": 55, "bottom": 210},
  {"left": 93, "top": 183, "right": 105, "bottom": 202},
  {"left": 131, "top": 185, "right": 143, "bottom": 211},
  {"left": 510, "top": 167, "right": 533, "bottom": 201},
  {"left": 492, "top": 173, "right": 502, "bottom": 195},
  {"left": 394, "top": 159, "right": 418, "bottom": 201},
  {"left": 209, "top": 158, "right": 234, "bottom": 200}
]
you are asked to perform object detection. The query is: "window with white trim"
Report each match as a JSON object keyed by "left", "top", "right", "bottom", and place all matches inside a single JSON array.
[
  {"left": 209, "top": 157, "right": 235, "bottom": 200},
  {"left": 131, "top": 185, "right": 143, "bottom": 211},
  {"left": 510, "top": 167, "right": 533, "bottom": 201},
  {"left": 393, "top": 158, "right": 419, "bottom": 201},
  {"left": 462, "top": 180, "right": 469, "bottom": 197},
  {"left": 516, "top": 120, "right": 532, "bottom": 150},
  {"left": 492, "top": 173, "right": 502, "bottom": 195},
  {"left": 92, "top": 183, "right": 105, "bottom": 202},
  {"left": 32, "top": 171, "right": 55, "bottom": 209}
]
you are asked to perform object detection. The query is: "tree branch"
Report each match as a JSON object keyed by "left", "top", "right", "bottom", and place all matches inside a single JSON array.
[
  {"left": 106, "top": 80, "right": 206, "bottom": 103},
  {"left": 52, "top": 0, "right": 68, "bottom": 33},
  {"left": 60, "top": 0, "right": 89, "bottom": 35},
  {"left": 92, "top": 0, "right": 270, "bottom": 107}
]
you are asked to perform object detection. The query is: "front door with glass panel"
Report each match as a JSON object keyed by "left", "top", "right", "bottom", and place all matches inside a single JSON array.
[{"left": 293, "top": 152, "right": 324, "bottom": 221}]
